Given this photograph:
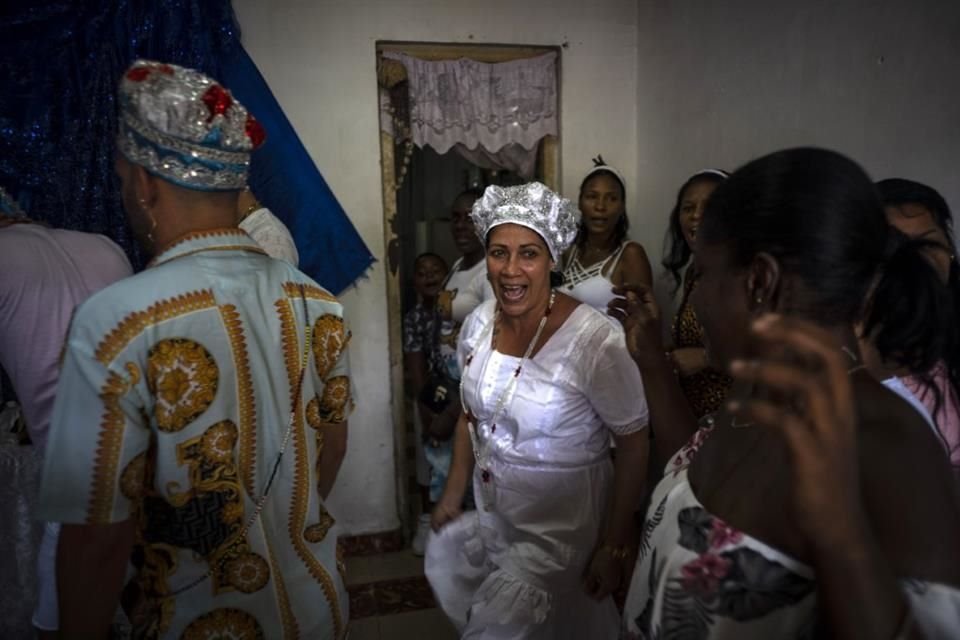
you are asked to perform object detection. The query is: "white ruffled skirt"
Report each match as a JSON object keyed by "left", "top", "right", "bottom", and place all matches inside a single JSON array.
[{"left": 425, "top": 456, "right": 619, "bottom": 639}]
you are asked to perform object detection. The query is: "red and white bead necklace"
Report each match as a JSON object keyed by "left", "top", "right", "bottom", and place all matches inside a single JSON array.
[{"left": 460, "top": 290, "right": 556, "bottom": 483}]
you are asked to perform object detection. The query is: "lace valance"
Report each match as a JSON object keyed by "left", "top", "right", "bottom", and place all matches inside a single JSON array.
[{"left": 383, "top": 51, "right": 558, "bottom": 154}]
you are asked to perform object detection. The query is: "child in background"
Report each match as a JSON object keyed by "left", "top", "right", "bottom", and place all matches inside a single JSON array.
[{"left": 402, "top": 252, "right": 449, "bottom": 555}]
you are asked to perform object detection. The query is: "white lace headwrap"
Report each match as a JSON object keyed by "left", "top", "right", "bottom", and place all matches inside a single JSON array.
[{"left": 470, "top": 182, "right": 580, "bottom": 262}]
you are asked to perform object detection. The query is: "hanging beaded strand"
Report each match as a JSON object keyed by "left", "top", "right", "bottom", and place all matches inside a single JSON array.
[{"left": 460, "top": 290, "right": 556, "bottom": 484}]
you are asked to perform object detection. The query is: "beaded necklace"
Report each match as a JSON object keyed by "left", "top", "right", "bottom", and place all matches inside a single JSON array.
[{"left": 460, "top": 291, "right": 556, "bottom": 485}]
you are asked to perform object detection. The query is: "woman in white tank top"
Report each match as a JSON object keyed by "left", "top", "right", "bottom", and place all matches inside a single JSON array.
[{"left": 562, "top": 158, "right": 652, "bottom": 311}]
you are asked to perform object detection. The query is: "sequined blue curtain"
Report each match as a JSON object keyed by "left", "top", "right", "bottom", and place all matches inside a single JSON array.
[{"left": 0, "top": 0, "right": 373, "bottom": 293}]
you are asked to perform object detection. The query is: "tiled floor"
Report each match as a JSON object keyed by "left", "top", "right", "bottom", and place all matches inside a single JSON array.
[{"left": 346, "top": 550, "right": 458, "bottom": 640}]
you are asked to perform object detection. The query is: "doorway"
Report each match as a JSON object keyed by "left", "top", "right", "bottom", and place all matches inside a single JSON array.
[{"left": 375, "top": 42, "right": 561, "bottom": 536}]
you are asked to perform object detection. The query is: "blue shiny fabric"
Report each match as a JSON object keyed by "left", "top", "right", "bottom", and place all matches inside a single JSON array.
[{"left": 0, "top": 1, "right": 372, "bottom": 292}]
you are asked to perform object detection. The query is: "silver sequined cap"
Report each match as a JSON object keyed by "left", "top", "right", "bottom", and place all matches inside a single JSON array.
[
  {"left": 116, "top": 60, "right": 265, "bottom": 191},
  {"left": 470, "top": 182, "right": 580, "bottom": 262}
]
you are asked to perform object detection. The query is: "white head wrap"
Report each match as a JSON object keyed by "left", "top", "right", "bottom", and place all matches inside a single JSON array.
[
  {"left": 689, "top": 168, "right": 729, "bottom": 181},
  {"left": 470, "top": 182, "right": 580, "bottom": 262}
]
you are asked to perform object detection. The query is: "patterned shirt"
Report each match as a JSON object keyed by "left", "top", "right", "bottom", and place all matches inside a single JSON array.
[
  {"left": 402, "top": 303, "right": 444, "bottom": 378},
  {"left": 38, "top": 229, "right": 351, "bottom": 639}
]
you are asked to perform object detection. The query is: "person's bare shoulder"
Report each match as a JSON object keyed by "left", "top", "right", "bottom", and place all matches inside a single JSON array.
[
  {"left": 855, "top": 374, "right": 960, "bottom": 585},
  {"left": 614, "top": 241, "right": 652, "bottom": 286}
]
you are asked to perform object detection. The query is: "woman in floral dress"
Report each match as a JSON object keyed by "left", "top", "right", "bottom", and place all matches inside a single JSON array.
[{"left": 612, "top": 148, "right": 960, "bottom": 639}]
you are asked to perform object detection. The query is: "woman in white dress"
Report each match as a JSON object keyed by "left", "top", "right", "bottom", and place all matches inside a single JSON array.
[
  {"left": 562, "top": 157, "right": 652, "bottom": 311},
  {"left": 426, "top": 182, "right": 651, "bottom": 639},
  {"left": 612, "top": 148, "right": 960, "bottom": 639}
]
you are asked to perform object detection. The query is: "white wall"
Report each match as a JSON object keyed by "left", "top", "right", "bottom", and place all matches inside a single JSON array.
[
  {"left": 634, "top": 0, "right": 960, "bottom": 292},
  {"left": 233, "top": 0, "right": 641, "bottom": 533}
]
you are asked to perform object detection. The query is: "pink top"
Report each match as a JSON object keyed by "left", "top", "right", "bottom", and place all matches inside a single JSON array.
[
  {"left": 904, "top": 362, "right": 960, "bottom": 468},
  {"left": 0, "top": 223, "right": 132, "bottom": 448}
]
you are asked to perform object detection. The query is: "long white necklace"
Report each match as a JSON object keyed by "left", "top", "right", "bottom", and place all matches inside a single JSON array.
[{"left": 460, "top": 290, "right": 556, "bottom": 483}]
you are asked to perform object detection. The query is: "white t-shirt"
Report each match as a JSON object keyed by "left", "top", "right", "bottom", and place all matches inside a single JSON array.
[{"left": 239, "top": 207, "right": 299, "bottom": 266}]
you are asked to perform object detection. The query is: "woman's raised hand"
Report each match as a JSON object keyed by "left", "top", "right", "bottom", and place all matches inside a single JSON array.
[
  {"left": 727, "top": 315, "right": 867, "bottom": 547},
  {"left": 608, "top": 283, "right": 665, "bottom": 366}
]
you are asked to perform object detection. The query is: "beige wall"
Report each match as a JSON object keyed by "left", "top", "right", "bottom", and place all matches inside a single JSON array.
[
  {"left": 233, "top": 0, "right": 641, "bottom": 533},
  {"left": 635, "top": 0, "right": 960, "bottom": 300}
]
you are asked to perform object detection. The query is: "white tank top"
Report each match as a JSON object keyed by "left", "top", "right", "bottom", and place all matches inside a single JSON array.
[{"left": 561, "top": 242, "right": 632, "bottom": 311}]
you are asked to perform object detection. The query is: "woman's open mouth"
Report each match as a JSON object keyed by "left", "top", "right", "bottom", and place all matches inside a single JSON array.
[{"left": 500, "top": 284, "right": 527, "bottom": 303}]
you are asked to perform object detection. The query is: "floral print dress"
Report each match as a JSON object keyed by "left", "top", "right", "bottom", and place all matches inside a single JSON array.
[{"left": 622, "top": 420, "right": 960, "bottom": 639}]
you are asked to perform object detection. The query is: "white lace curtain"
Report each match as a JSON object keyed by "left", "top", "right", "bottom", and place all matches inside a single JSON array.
[{"left": 381, "top": 51, "right": 558, "bottom": 178}]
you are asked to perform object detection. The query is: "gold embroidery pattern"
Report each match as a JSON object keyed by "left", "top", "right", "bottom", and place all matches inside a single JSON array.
[
  {"left": 88, "top": 366, "right": 139, "bottom": 524},
  {"left": 319, "top": 376, "right": 350, "bottom": 425},
  {"left": 129, "top": 542, "right": 180, "bottom": 637},
  {"left": 155, "top": 228, "right": 247, "bottom": 257},
  {"left": 336, "top": 541, "right": 347, "bottom": 584},
  {"left": 224, "top": 551, "right": 271, "bottom": 593},
  {"left": 170, "top": 420, "right": 260, "bottom": 595},
  {"left": 277, "top": 300, "right": 344, "bottom": 638},
  {"left": 95, "top": 290, "right": 217, "bottom": 366},
  {"left": 125, "top": 442, "right": 179, "bottom": 638},
  {"left": 275, "top": 298, "right": 301, "bottom": 406},
  {"left": 303, "top": 507, "right": 336, "bottom": 543},
  {"left": 147, "top": 338, "right": 219, "bottom": 432},
  {"left": 147, "top": 229, "right": 262, "bottom": 268},
  {"left": 282, "top": 281, "right": 338, "bottom": 303},
  {"left": 305, "top": 396, "right": 322, "bottom": 429},
  {"left": 152, "top": 244, "right": 268, "bottom": 268},
  {"left": 312, "top": 314, "right": 349, "bottom": 380},
  {"left": 220, "top": 304, "right": 257, "bottom": 497},
  {"left": 180, "top": 608, "right": 265, "bottom": 640},
  {"left": 200, "top": 420, "right": 236, "bottom": 463},
  {"left": 263, "top": 528, "right": 299, "bottom": 639},
  {"left": 120, "top": 452, "right": 147, "bottom": 501}
]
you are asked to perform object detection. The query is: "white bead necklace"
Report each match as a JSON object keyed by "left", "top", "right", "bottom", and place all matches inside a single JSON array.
[{"left": 460, "top": 290, "right": 556, "bottom": 484}]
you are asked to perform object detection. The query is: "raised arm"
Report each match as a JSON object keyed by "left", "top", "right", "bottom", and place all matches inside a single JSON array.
[{"left": 610, "top": 283, "right": 699, "bottom": 468}]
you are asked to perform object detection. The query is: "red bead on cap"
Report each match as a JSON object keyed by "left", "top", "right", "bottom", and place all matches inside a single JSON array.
[
  {"left": 202, "top": 85, "right": 233, "bottom": 122},
  {"left": 126, "top": 67, "right": 151, "bottom": 82},
  {"left": 245, "top": 115, "right": 266, "bottom": 148}
]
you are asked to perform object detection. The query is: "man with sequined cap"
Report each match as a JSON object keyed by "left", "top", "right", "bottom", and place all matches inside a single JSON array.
[{"left": 37, "top": 61, "right": 352, "bottom": 639}]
